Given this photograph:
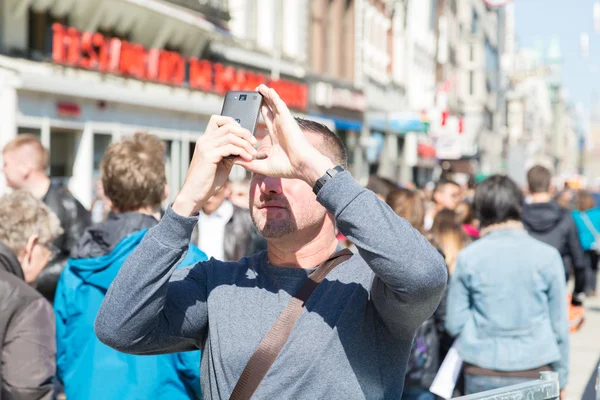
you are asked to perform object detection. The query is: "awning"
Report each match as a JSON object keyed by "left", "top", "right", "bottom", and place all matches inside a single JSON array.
[
  {"left": 123, "top": 0, "right": 231, "bottom": 35},
  {"left": 367, "top": 111, "right": 429, "bottom": 135},
  {"left": 310, "top": 114, "right": 362, "bottom": 131}
]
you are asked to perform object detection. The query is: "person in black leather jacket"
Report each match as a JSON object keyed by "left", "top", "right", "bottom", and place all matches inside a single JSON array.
[
  {"left": 523, "top": 165, "right": 586, "bottom": 305},
  {"left": 2, "top": 134, "right": 91, "bottom": 302}
]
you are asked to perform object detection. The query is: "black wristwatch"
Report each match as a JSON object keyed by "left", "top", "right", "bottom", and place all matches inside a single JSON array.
[{"left": 313, "top": 165, "right": 345, "bottom": 195}]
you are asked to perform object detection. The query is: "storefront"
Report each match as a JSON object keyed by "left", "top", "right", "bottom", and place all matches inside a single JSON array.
[
  {"left": 364, "top": 81, "right": 424, "bottom": 184},
  {"left": 307, "top": 79, "right": 367, "bottom": 182},
  {"left": 0, "top": 21, "right": 309, "bottom": 207}
]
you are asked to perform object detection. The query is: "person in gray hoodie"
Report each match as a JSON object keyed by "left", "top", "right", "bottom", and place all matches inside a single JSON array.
[
  {"left": 0, "top": 190, "right": 63, "bottom": 400},
  {"left": 95, "top": 85, "right": 447, "bottom": 400}
]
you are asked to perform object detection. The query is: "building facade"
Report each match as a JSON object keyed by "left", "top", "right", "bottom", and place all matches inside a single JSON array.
[
  {"left": 428, "top": 0, "right": 503, "bottom": 178},
  {"left": 0, "top": 0, "right": 309, "bottom": 206}
]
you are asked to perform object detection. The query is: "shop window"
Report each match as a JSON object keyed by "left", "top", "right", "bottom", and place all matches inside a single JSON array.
[
  {"left": 93, "top": 134, "right": 112, "bottom": 174},
  {"left": 28, "top": 9, "right": 68, "bottom": 60},
  {"left": 97, "top": 28, "right": 131, "bottom": 42},
  {"left": 49, "top": 128, "right": 80, "bottom": 180},
  {"left": 18, "top": 127, "right": 41, "bottom": 139}
]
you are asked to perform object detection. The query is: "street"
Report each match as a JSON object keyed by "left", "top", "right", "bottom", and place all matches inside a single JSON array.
[{"left": 569, "top": 276, "right": 600, "bottom": 400}]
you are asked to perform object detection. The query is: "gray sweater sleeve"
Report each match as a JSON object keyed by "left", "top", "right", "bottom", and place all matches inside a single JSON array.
[
  {"left": 317, "top": 171, "right": 447, "bottom": 339},
  {"left": 95, "top": 207, "right": 209, "bottom": 354}
]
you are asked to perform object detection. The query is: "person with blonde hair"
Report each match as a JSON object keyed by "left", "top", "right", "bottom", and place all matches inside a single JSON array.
[
  {"left": 54, "top": 132, "right": 206, "bottom": 400},
  {"left": 2, "top": 134, "right": 90, "bottom": 302},
  {"left": 0, "top": 190, "right": 63, "bottom": 400},
  {"left": 431, "top": 209, "right": 469, "bottom": 275}
]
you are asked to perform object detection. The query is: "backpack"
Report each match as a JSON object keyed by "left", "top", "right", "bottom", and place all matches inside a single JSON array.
[{"left": 405, "top": 317, "right": 440, "bottom": 387}]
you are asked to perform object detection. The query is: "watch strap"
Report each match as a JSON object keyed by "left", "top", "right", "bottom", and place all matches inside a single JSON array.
[{"left": 313, "top": 165, "right": 345, "bottom": 195}]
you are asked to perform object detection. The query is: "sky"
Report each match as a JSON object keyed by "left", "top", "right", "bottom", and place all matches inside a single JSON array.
[{"left": 514, "top": 0, "right": 600, "bottom": 114}]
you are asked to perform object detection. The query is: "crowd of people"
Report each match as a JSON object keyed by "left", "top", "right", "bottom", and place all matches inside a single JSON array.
[{"left": 0, "top": 86, "right": 598, "bottom": 400}]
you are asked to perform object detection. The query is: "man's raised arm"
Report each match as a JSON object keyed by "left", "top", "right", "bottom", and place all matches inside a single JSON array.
[{"left": 95, "top": 115, "right": 258, "bottom": 354}]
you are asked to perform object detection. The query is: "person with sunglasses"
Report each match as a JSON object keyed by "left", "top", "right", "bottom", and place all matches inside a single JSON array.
[{"left": 0, "top": 190, "right": 63, "bottom": 400}]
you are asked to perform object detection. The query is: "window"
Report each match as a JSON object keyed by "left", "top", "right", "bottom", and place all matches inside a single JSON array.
[
  {"left": 485, "top": 39, "right": 498, "bottom": 93},
  {"left": 471, "top": 9, "right": 478, "bottom": 34},
  {"left": 430, "top": 0, "right": 438, "bottom": 31},
  {"left": 28, "top": 9, "right": 68, "bottom": 60},
  {"left": 97, "top": 28, "right": 131, "bottom": 42},
  {"left": 49, "top": 128, "right": 80, "bottom": 179},
  {"left": 469, "top": 70, "right": 475, "bottom": 96}
]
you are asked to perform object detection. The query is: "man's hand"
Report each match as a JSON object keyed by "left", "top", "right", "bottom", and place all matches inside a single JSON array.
[
  {"left": 172, "top": 116, "right": 257, "bottom": 216},
  {"left": 234, "top": 85, "right": 335, "bottom": 187}
]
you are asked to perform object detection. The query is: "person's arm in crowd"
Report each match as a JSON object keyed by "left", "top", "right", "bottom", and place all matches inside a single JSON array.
[
  {"left": 63, "top": 195, "right": 92, "bottom": 253},
  {"left": 2, "top": 298, "right": 56, "bottom": 400},
  {"left": 544, "top": 249, "right": 570, "bottom": 389},
  {"left": 95, "top": 210, "right": 211, "bottom": 354},
  {"left": 317, "top": 172, "right": 447, "bottom": 338},
  {"left": 444, "top": 254, "right": 471, "bottom": 338},
  {"left": 567, "top": 215, "right": 587, "bottom": 300},
  {"left": 96, "top": 114, "right": 258, "bottom": 355}
]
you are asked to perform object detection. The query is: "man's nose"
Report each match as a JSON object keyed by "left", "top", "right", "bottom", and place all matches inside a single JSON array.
[{"left": 260, "top": 176, "right": 283, "bottom": 195}]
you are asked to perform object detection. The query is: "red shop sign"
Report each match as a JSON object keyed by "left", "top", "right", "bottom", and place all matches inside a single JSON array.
[{"left": 51, "top": 24, "right": 308, "bottom": 110}]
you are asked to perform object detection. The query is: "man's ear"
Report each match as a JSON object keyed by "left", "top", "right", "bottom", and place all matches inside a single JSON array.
[
  {"left": 163, "top": 184, "right": 169, "bottom": 202},
  {"left": 21, "top": 234, "right": 39, "bottom": 267}
]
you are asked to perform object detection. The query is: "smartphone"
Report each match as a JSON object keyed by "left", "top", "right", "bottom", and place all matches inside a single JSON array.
[{"left": 220, "top": 91, "right": 263, "bottom": 135}]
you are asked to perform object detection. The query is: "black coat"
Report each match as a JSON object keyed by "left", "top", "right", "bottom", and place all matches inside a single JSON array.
[
  {"left": 0, "top": 242, "right": 55, "bottom": 400},
  {"left": 522, "top": 201, "right": 587, "bottom": 294},
  {"left": 37, "top": 183, "right": 91, "bottom": 302}
]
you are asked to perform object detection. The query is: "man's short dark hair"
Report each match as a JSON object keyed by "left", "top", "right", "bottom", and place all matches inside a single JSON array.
[
  {"left": 295, "top": 118, "right": 348, "bottom": 168},
  {"left": 527, "top": 165, "right": 551, "bottom": 194},
  {"left": 474, "top": 175, "right": 523, "bottom": 228},
  {"left": 434, "top": 180, "right": 460, "bottom": 194}
]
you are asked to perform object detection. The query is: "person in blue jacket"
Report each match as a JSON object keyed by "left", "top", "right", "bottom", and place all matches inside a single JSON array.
[
  {"left": 55, "top": 133, "right": 207, "bottom": 400},
  {"left": 572, "top": 190, "right": 600, "bottom": 297}
]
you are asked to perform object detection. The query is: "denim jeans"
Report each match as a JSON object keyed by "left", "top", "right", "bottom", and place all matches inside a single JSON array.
[
  {"left": 465, "top": 374, "right": 532, "bottom": 395},
  {"left": 402, "top": 387, "right": 436, "bottom": 400}
]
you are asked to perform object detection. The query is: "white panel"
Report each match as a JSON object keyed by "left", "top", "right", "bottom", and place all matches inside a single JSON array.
[
  {"left": 282, "top": 0, "right": 299, "bottom": 58},
  {"left": 69, "top": 124, "right": 93, "bottom": 208},
  {"left": 4, "top": 0, "right": 28, "bottom": 53},
  {"left": 256, "top": 0, "right": 275, "bottom": 50},
  {"left": 228, "top": 0, "right": 248, "bottom": 39}
]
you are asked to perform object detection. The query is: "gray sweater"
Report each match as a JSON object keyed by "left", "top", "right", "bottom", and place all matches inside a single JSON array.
[{"left": 95, "top": 171, "right": 447, "bottom": 399}]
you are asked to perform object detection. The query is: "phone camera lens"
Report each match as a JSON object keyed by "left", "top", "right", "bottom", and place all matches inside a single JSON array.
[{"left": 239, "top": 95, "right": 247, "bottom": 101}]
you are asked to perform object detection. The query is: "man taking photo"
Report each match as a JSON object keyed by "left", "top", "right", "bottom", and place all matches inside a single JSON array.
[{"left": 96, "top": 85, "right": 447, "bottom": 399}]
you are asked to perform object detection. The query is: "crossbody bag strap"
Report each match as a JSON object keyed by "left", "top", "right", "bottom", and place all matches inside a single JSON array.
[
  {"left": 229, "top": 248, "right": 353, "bottom": 400},
  {"left": 581, "top": 212, "right": 600, "bottom": 241}
]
